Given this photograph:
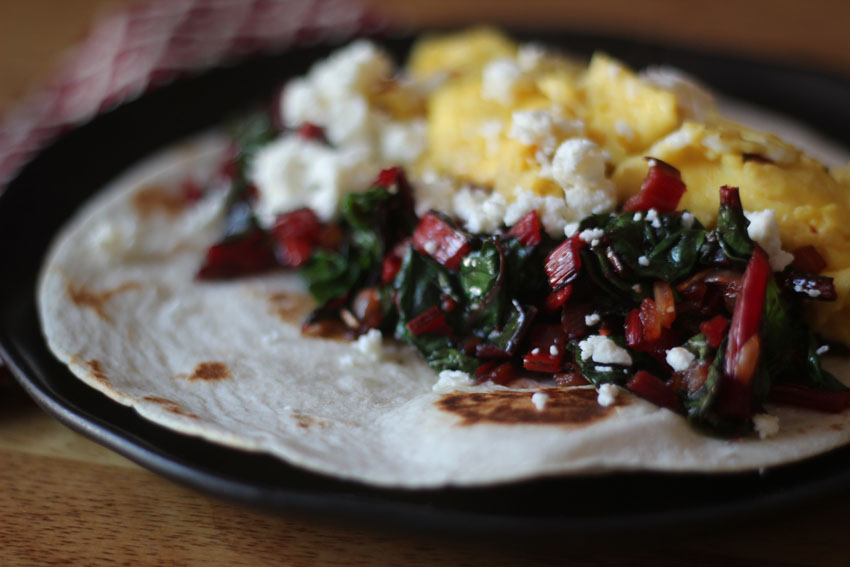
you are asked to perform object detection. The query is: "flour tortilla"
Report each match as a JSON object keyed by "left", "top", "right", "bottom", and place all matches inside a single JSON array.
[{"left": 38, "top": 120, "right": 850, "bottom": 488}]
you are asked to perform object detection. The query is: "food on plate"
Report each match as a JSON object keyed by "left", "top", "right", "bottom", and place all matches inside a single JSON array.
[{"left": 37, "top": 29, "right": 850, "bottom": 487}]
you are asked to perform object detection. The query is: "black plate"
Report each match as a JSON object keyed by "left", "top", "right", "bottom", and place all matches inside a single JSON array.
[{"left": 4, "top": 31, "right": 850, "bottom": 536}]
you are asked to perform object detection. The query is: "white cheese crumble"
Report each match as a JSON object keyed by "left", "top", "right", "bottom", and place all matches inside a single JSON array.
[
  {"left": 256, "top": 41, "right": 426, "bottom": 224},
  {"left": 744, "top": 209, "right": 794, "bottom": 272},
  {"left": 794, "top": 284, "right": 821, "bottom": 298},
  {"left": 354, "top": 329, "right": 384, "bottom": 362},
  {"left": 632, "top": 284, "right": 642, "bottom": 293},
  {"left": 644, "top": 208, "right": 658, "bottom": 223},
  {"left": 432, "top": 370, "right": 474, "bottom": 393},
  {"left": 508, "top": 110, "right": 584, "bottom": 161},
  {"left": 638, "top": 255, "right": 650, "bottom": 266},
  {"left": 753, "top": 413, "right": 780, "bottom": 439},
  {"left": 816, "top": 345, "right": 830, "bottom": 355},
  {"left": 380, "top": 119, "right": 428, "bottom": 164},
  {"left": 584, "top": 313, "right": 601, "bottom": 326},
  {"left": 531, "top": 392, "right": 550, "bottom": 412},
  {"left": 549, "top": 345, "right": 559, "bottom": 356},
  {"left": 632, "top": 212, "right": 643, "bottom": 222},
  {"left": 597, "top": 384, "right": 619, "bottom": 407},
  {"left": 423, "top": 240, "right": 437, "bottom": 255},
  {"left": 250, "top": 137, "right": 372, "bottom": 223},
  {"left": 481, "top": 59, "right": 523, "bottom": 104},
  {"left": 579, "top": 228, "right": 605, "bottom": 246},
  {"left": 564, "top": 222, "right": 580, "bottom": 237},
  {"left": 639, "top": 66, "right": 716, "bottom": 122},
  {"left": 451, "top": 186, "right": 507, "bottom": 234},
  {"left": 551, "top": 138, "right": 617, "bottom": 220},
  {"left": 578, "top": 335, "right": 633, "bottom": 366},
  {"left": 681, "top": 211, "right": 695, "bottom": 229},
  {"left": 666, "top": 347, "right": 696, "bottom": 372},
  {"left": 614, "top": 120, "right": 635, "bottom": 141}
]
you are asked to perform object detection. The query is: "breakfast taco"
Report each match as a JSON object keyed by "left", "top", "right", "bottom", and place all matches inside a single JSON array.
[{"left": 37, "top": 29, "right": 850, "bottom": 487}]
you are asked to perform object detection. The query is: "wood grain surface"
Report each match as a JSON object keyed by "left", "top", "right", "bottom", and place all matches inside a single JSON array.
[{"left": 3, "top": 1, "right": 850, "bottom": 566}]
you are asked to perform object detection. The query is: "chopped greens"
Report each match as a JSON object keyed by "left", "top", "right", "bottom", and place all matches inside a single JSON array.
[{"left": 198, "top": 142, "right": 849, "bottom": 437}]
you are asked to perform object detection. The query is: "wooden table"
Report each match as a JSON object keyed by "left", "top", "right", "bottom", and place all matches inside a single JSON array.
[{"left": 3, "top": 1, "right": 850, "bottom": 565}]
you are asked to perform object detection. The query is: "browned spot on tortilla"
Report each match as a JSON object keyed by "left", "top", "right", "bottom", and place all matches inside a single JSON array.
[
  {"left": 293, "top": 413, "right": 326, "bottom": 429},
  {"left": 132, "top": 185, "right": 190, "bottom": 218},
  {"left": 142, "top": 395, "right": 199, "bottom": 419},
  {"left": 187, "top": 362, "right": 231, "bottom": 382},
  {"left": 268, "top": 291, "right": 316, "bottom": 324},
  {"left": 437, "top": 387, "right": 623, "bottom": 427},
  {"left": 831, "top": 423, "right": 844, "bottom": 431},
  {"left": 67, "top": 281, "right": 142, "bottom": 322},
  {"left": 86, "top": 359, "right": 110, "bottom": 386}
]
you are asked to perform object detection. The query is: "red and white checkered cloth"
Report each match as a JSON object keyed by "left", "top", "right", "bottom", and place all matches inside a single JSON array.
[
  {"left": 0, "top": 0, "right": 382, "bottom": 380},
  {"left": 0, "top": 0, "right": 381, "bottom": 188}
]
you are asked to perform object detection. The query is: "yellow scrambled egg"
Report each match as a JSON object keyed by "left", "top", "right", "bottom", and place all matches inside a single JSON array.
[{"left": 408, "top": 28, "right": 850, "bottom": 346}]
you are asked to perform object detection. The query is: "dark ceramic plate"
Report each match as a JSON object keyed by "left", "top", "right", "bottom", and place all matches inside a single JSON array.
[{"left": 3, "top": 32, "right": 850, "bottom": 536}]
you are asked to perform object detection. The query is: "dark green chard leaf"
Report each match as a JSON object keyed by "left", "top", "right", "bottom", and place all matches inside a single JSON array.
[
  {"left": 460, "top": 239, "right": 506, "bottom": 336},
  {"left": 218, "top": 113, "right": 278, "bottom": 240},
  {"left": 392, "top": 247, "right": 449, "bottom": 340},
  {"left": 300, "top": 244, "right": 364, "bottom": 306},
  {"left": 803, "top": 335, "right": 847, "bottom": 390},
  {"left": 501, "top": 235, "right": 551, "bottom": 299},
  {"left": 685, "top": 338, "right": 751, "bottom": 436},
  {"left": 483, "top": 300, "right": 537, "bottom": 357},
  {"left": 715, "top": 194, "right": 753, "bottom": 265},
  {"left": 566, "top": 337, "right": 633, "bottom": 386}
]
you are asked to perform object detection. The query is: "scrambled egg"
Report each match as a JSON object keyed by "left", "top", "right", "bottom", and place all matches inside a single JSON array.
[{"left": 408, "top": 28, "right": 850, "bottom": 345}]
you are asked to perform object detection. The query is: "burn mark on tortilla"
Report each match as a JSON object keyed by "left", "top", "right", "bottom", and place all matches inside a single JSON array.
[
  {"left": 268, "top": 291, "right": 315, "bottom": 324},
  {"left": 142, "top": 395, "right": 199, "bottom": 419},
  {"left": 67, "top": 281, "right": 141, "bottom": 322},
  {"left": 188, "top": 362, "right": 231, "bottom": 382},
  {"left": 86, "top": 359, "right": 110, "bottom": 386},
  {"left": 132, "top": 185, "right": 190, "bottom": 218},
  {"left": 293, "top": 412, "right": 327, "bottom": 429},
  {"left": 437, "top": 387, "right": 623, "bottom": 426}
]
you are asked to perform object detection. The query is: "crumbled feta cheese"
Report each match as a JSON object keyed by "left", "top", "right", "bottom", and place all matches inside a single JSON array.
[
  {"left": 651, "top": 218, "right": 662, "bottom": 229},
  {"left": 501, "top": 186, "right": 571, "bottom": 237},
  {"left": 564, "top": 222, "right": 580, "bottom": 237},
  {"left": 640, "top": 66, "right": 716, "bottom": 122},
  {"left": 531, "top": 347, "right": 541, "bottom": 355},
  {"left": 793, "top": 284, "right": 821, "bottom": 298},
  {"left": 433, "top": 370, "right": 474, "bottom": 393},
  {"left": 250, "top": 137, "right": 372, "bottom": 224},
  {"left": 381, "top": 120, "right": 428, "bottom": 164},
  {"left": 578, "top": 228, "right": 605, "bottom": 242},
  {"left": 354, "top": 329, "right": 384, "bottom": 362},
  {"left": 451, "top": 186, "right": 507, "bottom": 234},
  {"left": 744, "top": 209, "right": 794, "bottom": 271},
  {"left": 681, "top": 211, "right": 695, "bottom": 229},
  {"left": 578, "top": 335, "right": 633, "bottom": 366},
  {"left": 481, "top": 59, "right": 523, "bottom": 104},
  {"left": 638, "top": 255, "right": 650, "bottom": 266},
  {"left": 423, "top": 240, "right": 437, "bottom": 255},
  {"left": 531, "top": 392, "right": 549, "bottom": 411},
  {"left": 549, "top": 345, "right": 559, "bottom": 356},
  {"left": 632, "top": 284, "right": 642, "bottom": 293},
  {"left": 666, "top": 347, "right": 696, "bottom": 372},
  {"left": 516, "top": 43, "right": 546, "bottom": 71},
  {"left": 508, "top": 110, "right": 583, "bottom": 159},
  {"left": 551, "top": 138, "right": 617, "bottom": 219},
  {"left": 614, "top": 120, "right": 634, "bottom": 141},
  {"left": 632, "top": 212, "right": 643, "bottom": 222},
  {"left": 597, "top": 383, "right": 619, "bottom": 407},
  {"left": 584, "top": 313, "right": 601, "bottom": 326},
  {"left": 596, "top": 365, "right": 614, "bottom": 373},
  {"left": 753, "top": 413, "right": 780, "bottom": 439},
  {"left": 817, "top": 345, "right": 830, "bottom": 355},
  {"left": 644, "top": 208, "right": 659, "bottom": 223}
]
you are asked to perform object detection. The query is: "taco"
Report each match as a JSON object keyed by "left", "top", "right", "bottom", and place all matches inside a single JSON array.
[{"left": 37, "top": 29, "right": 850, "bottom": 487}]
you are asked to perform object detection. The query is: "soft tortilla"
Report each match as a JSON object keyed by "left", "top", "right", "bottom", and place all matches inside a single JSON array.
[{"left": 37, "top": 129, "right": 850, "bottom": 488}]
